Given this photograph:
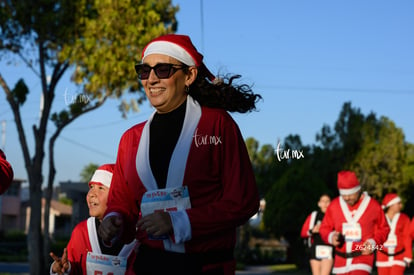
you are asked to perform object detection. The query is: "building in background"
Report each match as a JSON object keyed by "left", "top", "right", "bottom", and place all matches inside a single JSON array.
[{"left": 0, "top": 179, "right": 88, "bottom": 239}]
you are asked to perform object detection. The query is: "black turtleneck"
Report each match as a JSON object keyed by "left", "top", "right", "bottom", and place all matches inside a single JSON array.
[{"left": 149, "top": 100, "right": 186, "bottom": 189}]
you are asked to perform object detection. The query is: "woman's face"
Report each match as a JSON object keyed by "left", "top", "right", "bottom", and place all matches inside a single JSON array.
[
  {"left": 141, "top": 54, "right": 197, "bottom": 114},
  {"left": 86, "top": 184, "right": 109, "bottom": 220},
  {"left": 318, "top": 195, "right": 331, "bottom": 213},
  {"left": 387, "top": 202, "right": 402, "bottom": 214}
]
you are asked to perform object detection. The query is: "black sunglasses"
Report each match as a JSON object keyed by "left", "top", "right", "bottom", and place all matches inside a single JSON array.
[{"left": 135, "top": 63, "right": 187, "bottom": 80}]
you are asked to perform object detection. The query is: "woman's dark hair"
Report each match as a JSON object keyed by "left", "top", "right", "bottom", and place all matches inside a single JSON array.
[{"left": 188, "top": 73, "right": 262, "bottom": 113}]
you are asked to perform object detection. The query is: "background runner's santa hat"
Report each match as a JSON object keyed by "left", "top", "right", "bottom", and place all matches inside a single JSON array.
[
  {"left": 382, "top": 193, "right": 401, "bottom": 209},
  {"left": 89, "top": 164, "right": 115, "bottom": 188},
  {"left": 141, "top": 34, "right": 216, "bottom": 82},
  {"left": 337, "top": 171, "right": 361, "bottom": 195}
]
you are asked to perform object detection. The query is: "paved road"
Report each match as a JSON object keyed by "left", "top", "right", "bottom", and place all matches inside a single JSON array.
[
  {"left": 0, "top": 262, "right": 29, "bottom": 273},
  {"left": 2, "top": 262, "right": 414, "bottom": 275},
  {"left": 236, "top": 265, "right": 273, "bottom": 274},
  {"left": 1, "top": 263, "right": 274, "bottom": 274}
]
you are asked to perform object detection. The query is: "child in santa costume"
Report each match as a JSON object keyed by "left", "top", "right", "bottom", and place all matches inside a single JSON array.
[
  {"left": 98, "top": 34, "right": 261, "bottom": 275},
  {"left": 50, "top": 164, "right": 137, "bottom": 275},
  {"left": 301, "top": 193, "right": 334, "bottom": 275},
  {"left": 375, "top": 193, "right": 412, "bottom": 275},
  {"left": 319, "top": 171, "right": 390, "bottom": 275},
  {"left": 0, "top": 149, "right": 13, "bottom": 194}
]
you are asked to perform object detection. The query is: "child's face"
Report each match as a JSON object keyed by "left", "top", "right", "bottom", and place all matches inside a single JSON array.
[{"left": 86, "top": 184, "right": 109, "bottom": 220}]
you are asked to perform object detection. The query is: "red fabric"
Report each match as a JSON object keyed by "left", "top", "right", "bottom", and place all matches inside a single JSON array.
[
  {"left": 381, "top": 193, "right": 400, "bottom": 208},
  {"left": 106, "top": 105, "right": 259, "bottom": 271},
  {"left": 376, "top": 213, "right": 412, "bottom": 268},
  {"left": 88, "top": 163, "right": 115, "bottom": 188},
  {"left": 377, "top": 265, "right": 406, "bottom": 275},
  {"left": 0, "top": 150, "right": 13, "bottom": 194},
  {"left": 300, "top": 212, "right": 315, "bottom": 239},
  {"left": 337, "top": 271, "right": 371, "bottom": 275},
  {"left": 410, "top": 218, "right": 414, "bottom": 240},
  {"left": 337, "top": 170, "right": 359, "bottom": 190},
  {"left": 65, "top": 219, "right": 135, "bottom": 274},
  {"left": 142, "top": 34, "right": 215, "bottom": 81},
  {"left": 143, "top": 34, "right": 204, "bottom": 66},
  {"left": 319, "top": 194, "right": 390, "bottom": 273}
]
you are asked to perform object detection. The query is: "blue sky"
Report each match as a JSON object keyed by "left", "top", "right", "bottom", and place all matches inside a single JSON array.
[{"left": 1, "top": 0, "right": 413, "bottom": 185}]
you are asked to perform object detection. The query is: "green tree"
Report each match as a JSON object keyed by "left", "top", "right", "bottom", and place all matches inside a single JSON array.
[
  {"left": 245, "top": 137, "right": 280, "bottom": 196},
  {"left": 80, "top": 163, "right": 99, "bottom": 182},
  {"left": 0, "top": 1, "right": 178, "bottom": 273},
  {"left": 262, "top": 135, "right": 328, "bottom": 265},
  {"left": 349, "top": 117, "right": 406, "bottom": 199},
  {"left": 401, "top": 143, "right": 414, "bottom": 216}
]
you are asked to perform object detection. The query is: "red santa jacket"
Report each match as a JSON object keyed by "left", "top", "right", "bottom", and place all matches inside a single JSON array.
[
  {"left": 410, "top": 217, "right": 414, "bottom": 240},
  {"left": 106, "top": 97, "right": 259, "bottom": 256},
  {"left": 63, "top": 218, "right": 136, "bottom": 275},
  {"left": 376, "top": 212, "right": 412, "bottom": 268},
  {"left": 0, "top": 149, "right": 13, "bottom": 194},
  {"left": 319, "top": 192, "right": 390, "bottom": 274},
  {"left": 301, "top": 211, "right": 318, "bottom": 247}
]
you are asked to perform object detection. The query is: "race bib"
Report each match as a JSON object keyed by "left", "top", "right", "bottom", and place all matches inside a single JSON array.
[
  {"left": 141, "top": 186, "right": 191, "bottom": 240},
  {"left": 86, "top": 252, "right": 127, "bottom": 275},
  {"left": 315, "top": 245, "right": 333, "bottom": 259},
  {"left": 342, "top": 222, "right": 362, "bottom": 242},
  {"left": 384, "top": 234, "right": 397, "bottom": 248}
]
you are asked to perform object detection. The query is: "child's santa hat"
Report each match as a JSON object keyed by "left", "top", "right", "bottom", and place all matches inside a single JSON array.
[
  {"left": 382, "top": 193, "right": 401, "bottom": 209},
  {"left": 142, "top": 34, "right": 216, "bottom": 82},
  {"left": 337, "top": 171, "right": 361, "bottom": 195},
  {"left": 89, "top": 164, "right": 115, "bottom": 188}
]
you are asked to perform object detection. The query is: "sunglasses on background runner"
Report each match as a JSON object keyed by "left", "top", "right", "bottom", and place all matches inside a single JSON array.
[{"left": 135, "top": 63, "right": 188, "bottom": 80}]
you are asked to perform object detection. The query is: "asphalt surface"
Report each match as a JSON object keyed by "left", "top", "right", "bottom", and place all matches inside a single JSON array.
[{"left": 1, "top": 263, "right": 276, "bottom": 274}]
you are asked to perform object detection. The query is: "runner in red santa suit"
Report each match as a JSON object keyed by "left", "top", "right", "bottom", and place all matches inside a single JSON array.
[
  {"left": 319, "top": 171, "right": 390, "bottom": 275},
  {"left": 49, "top": 164, "right": 137, "bottom": 275},
  {"left": 376, "top": 193, "right": 412, "bottom": 275},
  {"left": 0, "top": 149, "right": 14, "bottom": 194},
  {"left": 98, "top": 34, "right": 262, "bottom": 275}
]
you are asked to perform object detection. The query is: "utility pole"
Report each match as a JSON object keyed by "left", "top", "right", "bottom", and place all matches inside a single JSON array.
[{"left": 200, "top": 0, "right": 204, "bottom": 53}]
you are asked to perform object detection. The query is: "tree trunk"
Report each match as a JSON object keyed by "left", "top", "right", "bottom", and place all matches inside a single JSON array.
[
  {"left": 43, "top": 135, "right": 57, "bottom": 270},
  {"left": 28, "top": 178, "right": 45, "bottom": 275}
]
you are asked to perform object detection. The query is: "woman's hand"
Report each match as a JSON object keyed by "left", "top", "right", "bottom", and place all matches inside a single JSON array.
[{"left": 136, "top": 212, "right": 172, "bottom": 237}]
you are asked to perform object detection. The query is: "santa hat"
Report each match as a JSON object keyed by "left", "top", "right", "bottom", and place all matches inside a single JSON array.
[
  {"left": 0, "top": 149, "right": 5, "bottom": 160},
  {"left": 382, "top": 193, "right": 401, "bottom": 209},
  {"left": 142, "top": 34, "right": 216, "bottom": 82},
  {"left": 89, "top": 164, "right": 115, "bottom": 188},
  {"left": 337, "top": 171, "right": 361, "bottom": 195}
]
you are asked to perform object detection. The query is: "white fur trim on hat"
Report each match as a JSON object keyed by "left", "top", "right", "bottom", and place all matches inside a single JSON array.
[
  {"left": 339, "top": 185, "right": 361, "bottom": 196},
  {"left": 90, "top": 170, "right": 113, "bottom": 188},
  {"left": 385, "top": 196, "right": 401, "bottom": 208},
  {"left": 142, "top": 41, "right": 195, "bottom": 66}
]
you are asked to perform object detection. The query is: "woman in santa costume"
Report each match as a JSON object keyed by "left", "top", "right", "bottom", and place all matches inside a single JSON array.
[
  {"left": 375, "top": 193, "right": 412, "bottom": 275},
  {"left": 319, "top": 171, "right": 390, "bottom": 275},
  {"left": 301, "top": 193, "right": 334, "bottom": 275},
  {"left": 98, "top": 34, "right": 261, "bottom": 275},
  {"left": 49, "top": 164, "right": 137, "bottom": 275},
  {"left": 0, "top": 149, "right": 13, "bottom": 195}
]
